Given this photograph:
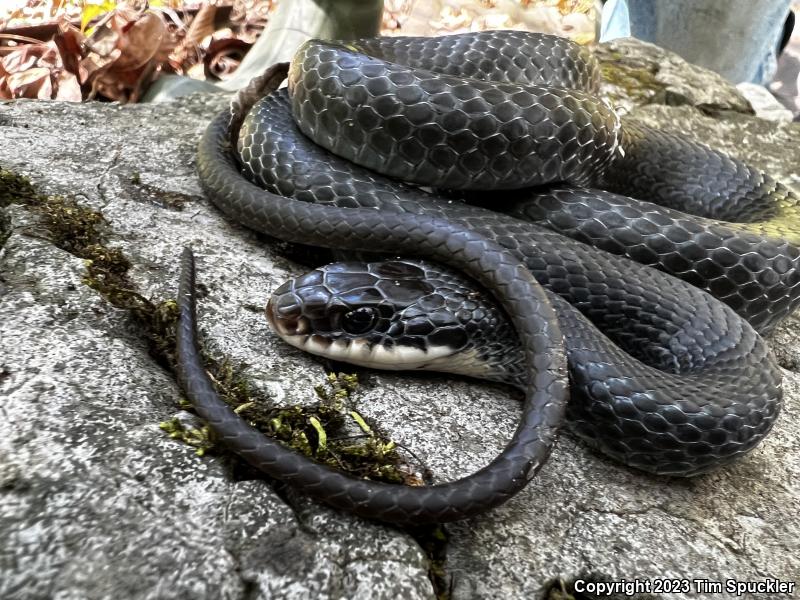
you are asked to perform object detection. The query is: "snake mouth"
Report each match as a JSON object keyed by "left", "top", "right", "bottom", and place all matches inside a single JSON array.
[
  {"left": 267, "top": 294, "right": 496, "bottom": 379},
  {"left": 281, "top": 334, "right": 465, "bottom": 371},
  {"left": 266, "top": 295, "right": 310, "bottom": 337},
  {"left": 266, "top": 294, "right": 467, "bottom": 369}
]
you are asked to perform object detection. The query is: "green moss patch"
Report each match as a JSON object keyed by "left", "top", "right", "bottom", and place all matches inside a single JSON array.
[
  {"left": 1, "top": 167, "right": 417, "bottom": 488},
  {"left": 162, "top": 367, "right": 421, "bottom": 486},
  {"left": 0, "top": 167, "right": 177, "bottom": 366}
]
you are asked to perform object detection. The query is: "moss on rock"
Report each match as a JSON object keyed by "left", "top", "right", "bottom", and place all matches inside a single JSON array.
[{"left": 1, "top": 167, "right": 417, "bottom": 489}]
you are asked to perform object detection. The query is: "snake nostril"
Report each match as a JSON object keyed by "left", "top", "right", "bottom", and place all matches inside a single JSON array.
[{"left": 266, "top": 296, "right": 305, "bottom": 336}]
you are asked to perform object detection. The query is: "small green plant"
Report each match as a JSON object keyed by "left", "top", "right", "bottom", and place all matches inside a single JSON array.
[
  {"left": 159, "top": 418, "right": 213, "bottom": 456},
  {"left": 2, "top": 166, "right": 445, "bottom": 598}
]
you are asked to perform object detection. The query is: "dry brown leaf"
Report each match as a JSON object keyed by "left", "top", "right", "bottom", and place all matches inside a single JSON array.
[
  {"left": 53, "top": 21, "right": 83, "bottom": 75},
  {"left": 90, "top": 57, "right": 148, "bottom": 101},
  {"left": 122, "top": 13, "right": 167, "bottom": 69},
  {"left": 85, "top": 23, "right": 119, "bottom": 58},
  {"left": 2, "top": 44, "right": 41, "bottom": 73},
  {"left": 36, "top": 41, "right": 62, "bottom": 69},
  {"left": 112, "top": 12, "right": 166, "bottom": 70},
  {"left": 7, "top": 66, "right": 51, "bottom": 98},
  {"left": 183, "top": 3, "right": 217, "bottom": 46},
  {"left": 204, "top": 36, "right": 250, "bottom": 80},
  {"left": 167, "top": 3, "right": 215, "bottom": 73},
  {"left": 63, "top": 3, "right": 176, "bottom": 102},
  {"left": 54, "top": 68, "right": 81, "bottom": 100},
  {"left": 79, "top": 47, "right": 120, "bottom": 83},
  {"left": 0, "top": 0, "right": 285, "bottom": 101},
  {"left": 89, "top": 10, "right": 171, "bottom": 101}
]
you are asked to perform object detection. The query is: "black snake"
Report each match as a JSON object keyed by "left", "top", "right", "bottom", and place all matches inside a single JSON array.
[{"left": 186, "top": 31, "right": 793, "bottom": 524}]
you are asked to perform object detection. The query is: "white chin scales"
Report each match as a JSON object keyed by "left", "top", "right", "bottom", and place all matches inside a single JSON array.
[{"left": 277, "top": 333, "right": 492, "bottom": 378}]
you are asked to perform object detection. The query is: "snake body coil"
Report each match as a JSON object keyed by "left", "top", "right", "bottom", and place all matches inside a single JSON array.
[
  {"left": 190, "top": 32, "right": 793, "bottom": 523},
  {"left": 288, "top": 33, "right": 621, "bottom": 189},
  {"left": 190, "top": 63, "right": 569, "bottom": 525}
]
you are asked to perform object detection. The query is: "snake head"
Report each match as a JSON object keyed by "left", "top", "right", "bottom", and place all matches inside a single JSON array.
[{"left": 266, "top": 259, "right": 523, "bottom": 383}]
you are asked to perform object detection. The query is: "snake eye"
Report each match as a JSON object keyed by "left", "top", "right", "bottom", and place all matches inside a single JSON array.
[{"left": 341, "top": 307, "right": 378, "bottom": 334}]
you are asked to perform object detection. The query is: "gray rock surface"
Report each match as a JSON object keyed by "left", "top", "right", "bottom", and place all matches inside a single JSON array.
[
  {"left": 736, "top": 82, "right": 795, "bottom": 122},
  {"left": 1, "top": 38, "right": 799, "bottom": 600},
  {"left": 595, "top": 37, "right": 755, "bottom": 115},
  {"left": 0, "top": 98, "right": 432, "bottom": 600}
]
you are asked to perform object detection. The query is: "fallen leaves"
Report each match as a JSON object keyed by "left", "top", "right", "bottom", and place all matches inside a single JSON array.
[
  {"left": 82, "top": 6, "right": 171, "bottom": 101},
  {"left": 0, "top": 0, "right": 597, "bottom": 103},
  {"left": 0, "top": 2, "right": 173, "bottom": 102},
  {"left": 0, "top": 1, "right": 279, "bottom": 101},
  {"left": 0, "top": 27, "right": 81, "bottom": 100}
]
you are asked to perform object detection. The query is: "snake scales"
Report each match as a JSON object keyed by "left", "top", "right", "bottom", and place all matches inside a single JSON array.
[{"left": 188, "top": 31, "right": 793, "bottom": 524}]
